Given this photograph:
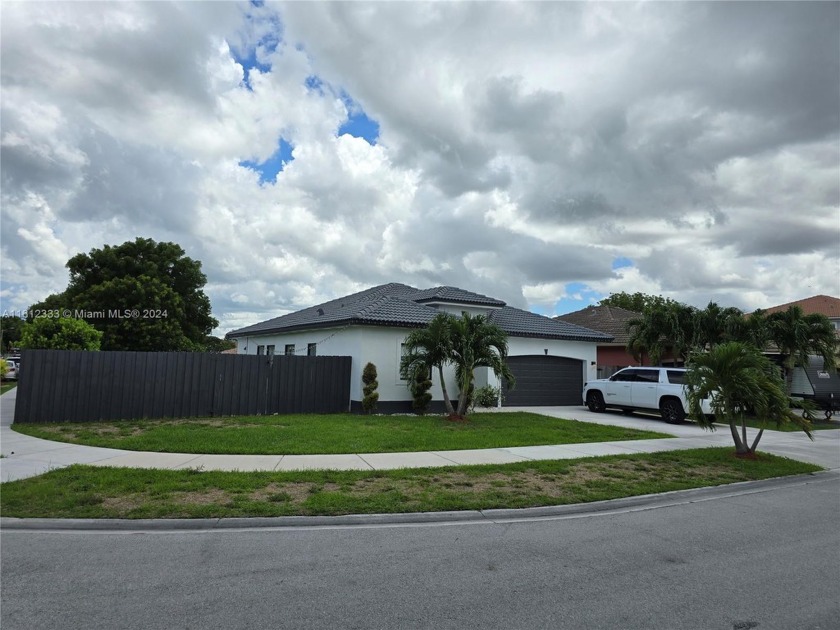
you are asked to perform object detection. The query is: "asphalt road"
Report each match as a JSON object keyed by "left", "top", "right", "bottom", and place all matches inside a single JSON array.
[{"left": 2, "top": 475, "right": 839, "bottom": 630}]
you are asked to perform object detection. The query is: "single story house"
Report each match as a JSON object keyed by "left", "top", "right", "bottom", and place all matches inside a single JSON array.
[{"left": 225, "top": 283, "right": 612, "bottom": 413}]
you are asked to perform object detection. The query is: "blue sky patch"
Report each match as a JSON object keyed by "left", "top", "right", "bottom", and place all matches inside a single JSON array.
[
  {"left": 539, "top": 282, "right": 603, "bottom": 317},
  {"left": 339, "top": 111, "right": 380, "bottom": 145},
  {"left": 336, "top": 90, "right": 380, "bottom": 145},
  {"left": 612, "top": 256, "right": 633, "bottom": 270},
  {"left": 304, "top": 75, "right": 325, "bottom": 94},
  {"left": 228, "top": 5, "right": 281, "bottom": 90},
  {"left": 239, "top": 138, "right": 294, "bottom": 184}
]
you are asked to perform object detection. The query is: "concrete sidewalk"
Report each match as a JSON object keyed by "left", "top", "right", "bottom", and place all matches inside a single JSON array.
[{"left": 1, "top": 387, "right": 838, "bottom": 483}]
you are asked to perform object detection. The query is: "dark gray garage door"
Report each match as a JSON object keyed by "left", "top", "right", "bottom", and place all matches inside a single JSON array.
[{"left": 502, "top": 355, "right": 584, "bottom": 406}]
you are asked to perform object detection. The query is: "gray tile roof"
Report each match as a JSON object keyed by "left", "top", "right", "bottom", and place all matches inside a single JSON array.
[
  {"left": 490, "top": 307, "right": 613, "bottom": 342},
  {"left": 411, "top": 286, "right": 506, "bottom": 307},
  {"left": 554, "top": 305, "right": 640, "bottom": 344},
  {"left": 227, "top": 283, "right": 611, "bottom": 342}
]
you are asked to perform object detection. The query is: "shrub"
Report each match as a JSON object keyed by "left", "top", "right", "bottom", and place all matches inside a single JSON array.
[
  {"left": 361, "top": 362, "right": 379, "bottom": 413},
  {"left": 19, "top": 317, "right": 102, "bottom": 351},
  {"left": 471, "top": 385, "right": 501, "bottom": 411},
  {"left": 410, "top": 369, "right": 433, "bottom": 415}
]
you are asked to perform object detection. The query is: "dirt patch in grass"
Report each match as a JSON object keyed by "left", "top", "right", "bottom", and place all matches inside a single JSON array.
[
  {"left": 170, "top": 488, "right": 231, "bottom": 506},
  {"left": 250, "top": 482, "right": 315, "bottom": 504},
  {"left": 100, "top": 494, "right": 153, "bottom": 513}
]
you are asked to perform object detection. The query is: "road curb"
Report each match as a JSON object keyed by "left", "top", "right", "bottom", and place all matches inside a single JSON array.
[{"left": 2, "top": 470, "right": 836, "bottom": 532}]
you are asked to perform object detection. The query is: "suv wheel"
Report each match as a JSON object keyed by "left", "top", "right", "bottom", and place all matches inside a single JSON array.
[
  {"left": 659, "top": 398, "right": 686, "bottom": 424},
  {"left": 586, "top": 391, "right": 606, "bottom": 413}
]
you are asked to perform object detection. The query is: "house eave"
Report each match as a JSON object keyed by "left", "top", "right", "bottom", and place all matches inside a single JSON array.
[{"left": 225, "top": 318, "right": 429, "bottom": 339}]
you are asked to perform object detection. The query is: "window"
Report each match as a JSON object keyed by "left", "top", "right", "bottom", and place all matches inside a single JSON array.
[
  {"left": 399, "top": 342, "right": 431, "bottom": 381},
  {"left": 256, "top": 345, "right": 265, "bottom": 356},
  {"left": 266, "top": 345, "right": 275, "bottom": 357},
  {"left": 399, "top": 343, "right": 408, "bottom": 381},
  {"left": 611, "top": 369, "right": 637, "bottom": 382},
  {"left": 307, "top": 343, "right": 317, "bottom": 356},
  {"left": 635, "top": 369, "right": 660, "bottom": 383},
  {"left": 666, "top": 370, "right": 686, "bottom": 385},
  {"left": 285, "top": 344, "right": 295, "bottom": 356}
]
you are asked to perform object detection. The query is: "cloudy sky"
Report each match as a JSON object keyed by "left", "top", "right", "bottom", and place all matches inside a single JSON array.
[{"left": 2, "top": 1, "right": 838, "bottom": 335}]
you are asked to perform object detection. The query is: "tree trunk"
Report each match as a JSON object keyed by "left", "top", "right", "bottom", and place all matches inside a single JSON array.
[
  {"left": 784, "top": 358, "right": 795, "bottom": 396},
  {"left": 456, "top": 368, "right": 473, "bottom": 417},
  {"left": 749, "top": 428, "right": 764, "bottom": 453},
  {"left": 729, "top": 420, "right": 750, "bottom": 454},
  {"left": 437, "top": 365, "right": 455, "bottom": 415}
]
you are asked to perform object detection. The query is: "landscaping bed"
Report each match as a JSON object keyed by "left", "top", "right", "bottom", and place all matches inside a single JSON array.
[
  {"left": 11, "top": 412, "right": 670, "bottom": 455},
  {"left": 0, "top": 448, "right": 821, "bottom": 519}
]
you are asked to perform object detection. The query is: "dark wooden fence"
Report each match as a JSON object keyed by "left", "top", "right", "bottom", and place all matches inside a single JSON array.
[{"left": 14, "top": 350, "right": 351, "bottom": 424}]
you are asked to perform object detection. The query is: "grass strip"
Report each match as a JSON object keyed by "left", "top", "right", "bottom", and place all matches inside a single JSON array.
[
  {"left": 0, "top": 448, "right": 821, "bottom": 519},
  {"left": 0, "top": 382, "right": 17, "bottom": 395},
  {"left": 721, "top": 416, "right": 840, "bottom": 432},
  {"left": 11, "top": 412, "right": 670, "bottom": 455}
]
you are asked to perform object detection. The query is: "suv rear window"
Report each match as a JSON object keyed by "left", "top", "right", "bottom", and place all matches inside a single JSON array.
[
  {"left": 634, "top": 369, "right": 660, "bottom": 383},
  {"left": 666, "top": 370, "right": 686, "bottom": 384}
]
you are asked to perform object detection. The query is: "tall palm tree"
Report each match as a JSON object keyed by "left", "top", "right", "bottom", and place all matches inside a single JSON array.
[
  {"left": 767, "top": 306, "right": 837, "bottom": 394},
  {"left": 728, "top": 308, "right": 771, "bottom": 349},
  {"left": 449, "top": 312, "right": 515, "bottom": 417},
  {"left": 694, "top": 302, "right": 744, "bottom": 350},
  {"left": 626, "top": 302, "right": 698, "bottom": 365},
  {"left": 626, "top": 305, "right": 671, "bottom": 365},
  {"left": 685, "top": 342, "right": 810, "bottom": 455},
  {"left": 400, "top": 313, "right": 457, "bottom": 415}
]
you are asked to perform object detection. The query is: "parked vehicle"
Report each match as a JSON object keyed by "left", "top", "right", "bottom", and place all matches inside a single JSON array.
[
  {"left": 583, "top": 367, "right": 711, "bottom": 423},
  {"left": 2, "top": 357, "right": 18, "bottom": 380},
  {"left": 789, "top": 355, "right": 840, "bottom": 419}
]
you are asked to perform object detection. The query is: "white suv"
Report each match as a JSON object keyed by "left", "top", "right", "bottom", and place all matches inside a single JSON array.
[{"left": 583, "top": 367, "right": 710, "bottom": 424}]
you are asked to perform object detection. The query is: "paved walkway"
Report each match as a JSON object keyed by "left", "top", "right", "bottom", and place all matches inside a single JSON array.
[{"left": 1, "top": 387, "right": 838, "bottom": 483}]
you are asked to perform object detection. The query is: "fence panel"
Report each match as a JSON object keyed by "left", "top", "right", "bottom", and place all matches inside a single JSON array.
[{"left": 13, "top": 350, "right": 351, "bottom": 424}]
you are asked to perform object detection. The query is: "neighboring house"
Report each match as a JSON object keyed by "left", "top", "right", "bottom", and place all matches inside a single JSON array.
[
  {"left": 756, "top": 294, "right": 840, "bottom": 404},
  {"left": 758, "top": 294, "right": 840, "bottom": 342},
  {"left": 554, "top": 305, "right": 646, "bottom": 378},
  {"left": 225, "top": 283, "right": 611, "bottom": 413}
]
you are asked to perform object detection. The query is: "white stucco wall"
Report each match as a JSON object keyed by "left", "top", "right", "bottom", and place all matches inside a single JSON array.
[{"left": 233, "top": 325, "right": 599, "bottom": 405}]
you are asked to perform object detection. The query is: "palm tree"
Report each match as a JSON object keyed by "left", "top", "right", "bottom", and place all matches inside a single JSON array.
[
  {"left": 767, "top": 306, "right": 837, "bottom": 394},
  {"left": 684, "top": 342, "right": 811, "bottom": 455},
  {"left": 400, "top": 313, "right": 457, "bottom": 415},
  {"left": 728, "top": 308, "right": 771, "bottom": 349},
  {"left": 626, "top": 305, "right": 671, "bottom": 365},
  {"left": 694, "top": 302, "right": 744, "bottom": 350},
  {"left": 626, "top": 302, "right": 698, "bottom": 365},
  {"left": 449, "top": 312, "right": 515, "bottom": 417}
]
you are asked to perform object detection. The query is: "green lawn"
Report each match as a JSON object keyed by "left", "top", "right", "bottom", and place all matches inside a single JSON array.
[
  {"left": 0, "top": 382, "right": 17, "bottom": 395},
  {"left": 711, "top": 416, "right": 840, "bottom": 432},
  {"left": 11, "top": 412, "right": 670, "bottom": 455},
  {"left": 0, "top": 448, "right": 821, "bottom": 519}
]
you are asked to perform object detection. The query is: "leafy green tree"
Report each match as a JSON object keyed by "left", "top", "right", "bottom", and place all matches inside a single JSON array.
[
  {"left": 599, "top": 292, "right": 679, "bottom": 313},
  {"left": 204, "top": 336, "right": 236, "bottom": 353},
  {"left": 29, "top": 238, "right": 217, "bottom": 351},
  {"left": 0, "top": 315, "right": 24, "bottom": 352},
  {"left": 767, "top": 306, "right": 837, "bottom": 394},
  {"left": 685, "top": 342, "right": 810, "bottom": 455},
  {"left": 19, "top": 317, "right": 102, "bottom": 351},
  {"left": 449, "top": 313, "right": 515, "bottom": 417},
  {"left": 400, "top": 313, "right": 457, "bottom": 415}
]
